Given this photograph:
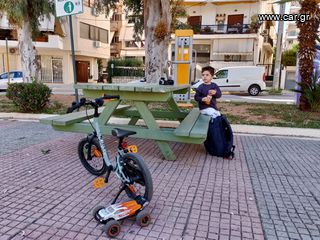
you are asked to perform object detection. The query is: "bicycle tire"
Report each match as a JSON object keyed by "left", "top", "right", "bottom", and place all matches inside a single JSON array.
[
  {"left": 121, "top": 153, "right": 153, "bottom": 202},
  {"left": 78, "top": 137, "right": 107, "bottom": 176}
]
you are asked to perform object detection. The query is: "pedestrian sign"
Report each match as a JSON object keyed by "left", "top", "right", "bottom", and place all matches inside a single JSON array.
[{"left": 55, "top": 0, "right": 83, "bottom": 17}]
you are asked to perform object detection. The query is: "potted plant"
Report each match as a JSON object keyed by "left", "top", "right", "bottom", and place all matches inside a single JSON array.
[{"left": 250, "top": 14, "right": 262, "bottom": 33}]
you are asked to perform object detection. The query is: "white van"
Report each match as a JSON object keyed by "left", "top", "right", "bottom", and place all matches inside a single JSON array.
[{"left": 192, "top": 66, "right": 266, "bottom": 96}]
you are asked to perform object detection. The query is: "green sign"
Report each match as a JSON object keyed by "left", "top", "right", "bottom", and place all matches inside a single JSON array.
[
  {"left": 55, "top": 0, "right": 83, "bottom": 17},
  {"left": 64, "top": 2, "right": 74, "bottom": 14}
]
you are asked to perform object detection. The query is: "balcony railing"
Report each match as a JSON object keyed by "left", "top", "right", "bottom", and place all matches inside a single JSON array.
[{"left": 189, "top": 24, "right": 258, "bottom": 34}]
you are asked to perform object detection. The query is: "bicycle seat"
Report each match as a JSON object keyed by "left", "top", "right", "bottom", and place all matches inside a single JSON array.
[{"left": 112, "top": 128, "right": 136, "bottom": 138}]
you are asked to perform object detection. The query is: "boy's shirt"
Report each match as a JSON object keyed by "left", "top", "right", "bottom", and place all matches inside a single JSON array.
[{"left": 194, "top": 82, "right": 222, "bottom": 110}]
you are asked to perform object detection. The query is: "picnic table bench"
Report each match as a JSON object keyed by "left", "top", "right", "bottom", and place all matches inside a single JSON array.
[{"left": 40, "top": 83, "right": 211, "bottom": 160}]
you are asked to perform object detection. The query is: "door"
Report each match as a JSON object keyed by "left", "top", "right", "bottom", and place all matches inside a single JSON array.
[
  {"left": 227, "top": 14, "right": 244, "bottom": 33},
  {"left": 213, "top": 69, "right": 231, "bottom": 91},
  {"left": 52, "top": 58, "right": 63, "bottom": 83},
  {"left": 188, "top": 16, "right": 202, "bottom": 32},
  {"left": 76, "top": 61, "right": 89, "bottom": 83}
]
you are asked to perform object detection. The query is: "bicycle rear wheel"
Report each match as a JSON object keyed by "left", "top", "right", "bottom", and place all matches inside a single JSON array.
[
  {"left": 121, "top": 153, "right": 153, "bottom": 202},
  {"left": 78, "top": 137, "right": 107, "bottom": 176}
]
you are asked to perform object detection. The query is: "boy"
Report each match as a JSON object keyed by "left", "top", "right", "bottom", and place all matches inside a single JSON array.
[{"left": 194, "top": 66, "right": 222, "bottom": 118}]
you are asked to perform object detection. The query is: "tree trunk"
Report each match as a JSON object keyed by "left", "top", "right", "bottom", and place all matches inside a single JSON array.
[
  {"left": 144, "top": 0, "right": 172, "bottom": 83},
  {"left": 17, "top": 19, "right": 39, "bottom": 83},
  {"left": 297, "top": 0, "right": 320, "bottom": 111}
]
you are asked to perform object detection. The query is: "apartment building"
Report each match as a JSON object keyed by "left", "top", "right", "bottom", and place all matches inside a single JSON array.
[
  {"left": 284, "top": 1, "right": 300, "bottom": 50},
  {"left": 112, "top": 0, "right": 276, "bottom": 78},
  {"left": 0, "top": 0, "right": 111, "bottom": 84}
]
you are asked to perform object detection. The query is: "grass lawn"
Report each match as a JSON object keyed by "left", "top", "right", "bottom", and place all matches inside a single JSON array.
[{"left": 1, "top": 94, "right": 320, "bottom": 129}]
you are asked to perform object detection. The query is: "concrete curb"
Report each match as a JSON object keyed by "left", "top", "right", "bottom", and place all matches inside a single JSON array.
[{"left": 1, "top": 113, "right": 320, "bottom": 139}]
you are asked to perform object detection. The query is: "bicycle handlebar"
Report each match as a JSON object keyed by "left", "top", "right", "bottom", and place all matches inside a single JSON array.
[{"left": 66, "top": 94, "right": 120, "bottom": 113}]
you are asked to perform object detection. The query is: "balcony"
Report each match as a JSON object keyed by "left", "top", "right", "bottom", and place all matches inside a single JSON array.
[
  {"left": 189, "top": 24, "right": 258, "bottom": 35},
  {"left": 111, "top": 42, "right": 121, "bottom": 54},
  {"left": 34, "top": 35, "right": 64, "bottom": 50},
  {"left": 111, "top": 21, "right": 122, "bottom": 32}
]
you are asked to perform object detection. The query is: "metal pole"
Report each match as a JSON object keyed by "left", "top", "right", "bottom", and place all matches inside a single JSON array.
[
  {"left": 69, "top": 15, "right": 79, "bottom": 103},
  {"left": 273, "top": 3, "right": 285, "bottom": 90},
  {"left": 2, "top": 54, "right": 5, "bottom": 73},
  {"left": 5, "top": 38, "right": 10, "bottom": 84}
]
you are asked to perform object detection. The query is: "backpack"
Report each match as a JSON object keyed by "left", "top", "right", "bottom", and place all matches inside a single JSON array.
[{"left": 204, "top": 115, "right": 235, "bottom": 159}]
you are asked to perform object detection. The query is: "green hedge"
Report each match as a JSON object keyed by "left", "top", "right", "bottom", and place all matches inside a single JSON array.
[
  {"left": 6, "top": 81, "right": 52, "bottom": 113},
  {"left": 107, "top": 58, "right": 144, "bottom": 82}
]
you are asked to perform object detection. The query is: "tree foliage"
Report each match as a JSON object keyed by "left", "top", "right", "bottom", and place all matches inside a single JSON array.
[
  {"left": 282, "top": 44, "right": 298, "bottom": 66},
  {"left": 0, "top": 0, "right": 54, "bottom": 37}
]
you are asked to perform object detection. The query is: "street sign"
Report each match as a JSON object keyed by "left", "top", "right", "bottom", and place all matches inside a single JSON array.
[{"left": 55, "top": 0, "right": 83, "bottom": 17}]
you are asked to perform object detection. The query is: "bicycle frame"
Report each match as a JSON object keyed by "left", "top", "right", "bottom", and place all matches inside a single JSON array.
[{"left": 90, "top": 116, "right": 131, "bottom": 184}]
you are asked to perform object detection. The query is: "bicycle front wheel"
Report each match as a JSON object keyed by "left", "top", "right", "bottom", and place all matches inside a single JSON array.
[
  {"left": 78, "top": 137, "right": 107, "bottom": 176},
  {"left": 121, "top": 153, "right": 153, "bottom": 202}
]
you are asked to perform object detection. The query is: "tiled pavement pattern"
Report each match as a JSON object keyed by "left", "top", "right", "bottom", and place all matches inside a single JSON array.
[
  {"left": 0, "top": 120, "right": 69, "bottom": 155},
  {"left": 0, "top": 120, "right": 263, "bottom": 240},
  {"left": 241, "top": 135, "right": 320, "bottom": 240}
]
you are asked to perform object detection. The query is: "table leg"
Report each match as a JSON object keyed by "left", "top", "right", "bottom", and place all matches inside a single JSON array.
[
  {"left": 134, "top": 101, "right": 176, "bottom": 161},
  {"left": 128, "top": 117, "right": 139, "bottom": 125},
  {"left": 98, "top": 100, "right": 121, "bottom": 126},
  {"left": 167, "top": 97, "right": 184, "bottom": 122}
]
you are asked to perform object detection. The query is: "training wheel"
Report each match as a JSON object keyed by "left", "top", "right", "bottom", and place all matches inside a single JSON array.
[
  {"left": 103, "top": 220, "right": 121, "bottom": 238},
  {"left": 136, "top": 210, "right": 151, "bottom": 227},
  {"left": 92, "top": 206, "right": 107, "bottom": 224}
]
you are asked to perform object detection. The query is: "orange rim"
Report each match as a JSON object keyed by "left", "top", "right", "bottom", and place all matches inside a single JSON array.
[
  {"left": 108, "top": 225, "right": 120, "bottom": 236},
  {"left": 92, "top": 147, "right": 102, "bottom": 157}
]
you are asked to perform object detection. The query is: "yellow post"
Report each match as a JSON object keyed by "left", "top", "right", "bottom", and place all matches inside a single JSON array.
[
  {"left": 174, "top": 30, "right": 193, "bottom": 85},
  {"left": 5, "top": 38, "right": 10, "bottom": 84}
]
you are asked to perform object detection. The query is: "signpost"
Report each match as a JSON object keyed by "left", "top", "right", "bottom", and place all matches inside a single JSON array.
[{"left": 55, "top": 0, "right": 83, "bottom": 103}]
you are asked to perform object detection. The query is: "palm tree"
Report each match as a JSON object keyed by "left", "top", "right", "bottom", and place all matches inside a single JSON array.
[
  {"left": 296, "top": 0, "right": 320, "bottom": 111},
  {"left": 0, "top": 0, "right": 54, "bottom": 82},
  {"left": 97, "top": 0, "right": 186, "bottom": 83}
]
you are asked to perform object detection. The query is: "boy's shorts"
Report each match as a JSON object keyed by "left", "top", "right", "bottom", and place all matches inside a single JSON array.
[{"left": 200, "top": 107, "right": 221, "bottom": 119}]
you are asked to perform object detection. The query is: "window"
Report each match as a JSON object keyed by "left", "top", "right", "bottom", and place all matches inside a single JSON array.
[
  {"left": 224, "top": 55, "right": 241, "bottom": 62},
  {"left": 80, "top": 22, "right": 108, "bottom": 43},
  {"left": 125, "top": 41, "right": 137, "bottom": 48},
  {"left": 14, "top": 72, "right": 23, "bottom": 78},
  {"left": 84, "top": 0, "right": 95, "bottom": 7},
  {"left": 215, "top": 70, "right": 228, "bottom": 79},
  {"left": 80, "top": 23, "right": 90, "bottom": 39},
  {"left": 99, "top": 29, "right": 108, "bottom": 43}
]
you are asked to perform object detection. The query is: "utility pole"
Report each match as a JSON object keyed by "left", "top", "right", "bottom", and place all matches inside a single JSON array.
[{"left": 273, "top": 2, "right": 286, "bottom": 90}]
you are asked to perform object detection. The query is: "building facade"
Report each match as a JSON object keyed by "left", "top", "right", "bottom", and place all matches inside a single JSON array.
[
  {"left": 111, "top": 0, "right": 276, "bottom": 79},
  {"left": 0, "top": 0, "right": 111, "bottom": 84},
  {"left": 284, "top": 1, "right": 300, "bottom": 50}
]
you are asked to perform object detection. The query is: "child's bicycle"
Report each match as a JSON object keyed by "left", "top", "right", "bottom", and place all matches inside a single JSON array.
[{"left": 67, "top": 95, "right": 153, "bottom": 238}]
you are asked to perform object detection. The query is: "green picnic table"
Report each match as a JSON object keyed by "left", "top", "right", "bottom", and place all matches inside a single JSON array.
[{"left": 40, "top": 83, "right": 211, "bottom": 160}]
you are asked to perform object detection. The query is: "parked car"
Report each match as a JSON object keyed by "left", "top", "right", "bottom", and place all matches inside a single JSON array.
[
  {"left": 0, "top": 71, "right": 24, "bottom": 90},
  {"left": 192, "top": 66, "right": 266, "bottom": 96}
]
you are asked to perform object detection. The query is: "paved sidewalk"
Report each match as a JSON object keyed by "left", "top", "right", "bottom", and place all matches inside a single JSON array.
[
  {"left": 1, "top": 120, "right": 320, "bottom": 240},
  {"left": 0, "top": 121, "right": 263, "bottom": 240}
]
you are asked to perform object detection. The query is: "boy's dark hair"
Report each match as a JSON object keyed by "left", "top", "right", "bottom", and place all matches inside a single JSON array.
[{"left": 202, "top": 66, "right": 215, "bottom": 76}]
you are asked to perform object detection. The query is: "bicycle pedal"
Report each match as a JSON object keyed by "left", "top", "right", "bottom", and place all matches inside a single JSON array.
[
  {"left": 93, "top": 177, "right": 106, "bottom": 189},
  {"left": 127, "top": 145, "right": 138, "bottom": 153}
]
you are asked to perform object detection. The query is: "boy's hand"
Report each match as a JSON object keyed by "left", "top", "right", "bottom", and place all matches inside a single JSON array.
[
  {"left": 202, "top": 95, "right": 212, "bottom": 105},
  {"left": 208, "top": 89, "right": 217, "bottom": 96}
]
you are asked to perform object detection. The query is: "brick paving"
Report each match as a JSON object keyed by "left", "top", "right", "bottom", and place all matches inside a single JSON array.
[
  {"left": 241, "top": 135, "right": 320, "bottom": 240},
  {"left": 0, "top": 120, "right": 263, "bottom": 240}
]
